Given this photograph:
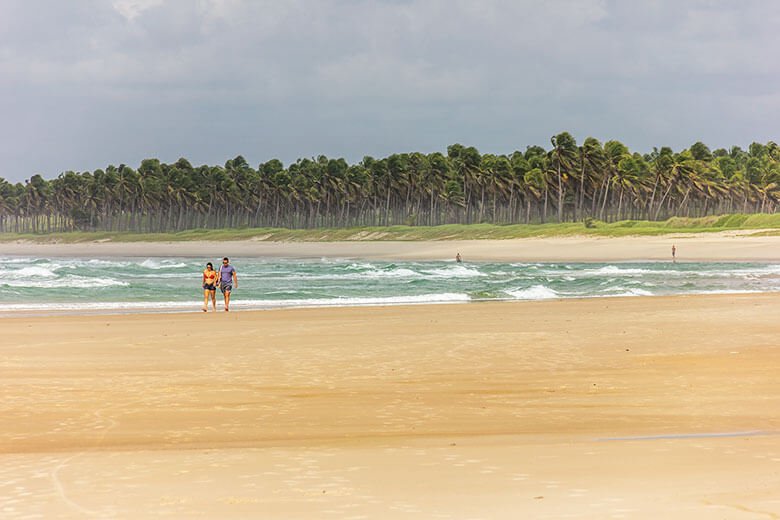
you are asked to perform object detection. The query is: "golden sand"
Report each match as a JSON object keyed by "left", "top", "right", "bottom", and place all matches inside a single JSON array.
[{"left": 1, "top": 293, "right": 779, "bottom": 518}]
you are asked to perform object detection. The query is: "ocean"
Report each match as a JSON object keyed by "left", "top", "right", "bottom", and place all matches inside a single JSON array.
[{"left": 1, "top": 255, "right": 779, "bottom": 315}]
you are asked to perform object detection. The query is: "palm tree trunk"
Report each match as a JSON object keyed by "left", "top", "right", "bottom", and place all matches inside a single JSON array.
[
  {"left": 600, "top": 178, "right": 611, "bottom": 221},
  {"left": 654, "top": 181, "right": 676, "bottom": 220},
  {"left": 577, "top": 163, "right": 585, "bottom": 220}
]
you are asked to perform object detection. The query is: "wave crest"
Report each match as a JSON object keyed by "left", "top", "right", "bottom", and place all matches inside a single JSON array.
[{"left": 505, "top": 285, "right": 559, "bottom": 300}]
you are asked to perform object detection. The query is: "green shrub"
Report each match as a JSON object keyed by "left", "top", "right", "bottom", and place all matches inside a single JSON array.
[
  {"left": 743, "top": 213, "right": 780, "bottom": 227},
  {"left": 714, "top": 214, "right": 749, "bottom": 227}
]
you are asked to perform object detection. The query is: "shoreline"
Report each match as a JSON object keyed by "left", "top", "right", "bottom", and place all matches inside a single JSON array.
[
  {"left": 0, "top": 231, "right": 780, "bottom": 263},
  {"left": 0, "top": 290, "right": 774, "bottom": 319},
  {"left": 3, "top": 293, "right": 779, "bottom": 517},
  {"left": 2, "top": 230, "right": 780, "bottom": 261}
]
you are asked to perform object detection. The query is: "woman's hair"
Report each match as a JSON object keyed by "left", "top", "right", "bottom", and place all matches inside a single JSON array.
[{"left": 206, "top": 262, "right": 213, "bottom": 269}]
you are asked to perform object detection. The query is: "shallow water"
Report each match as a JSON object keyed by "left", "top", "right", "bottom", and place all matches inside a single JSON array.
[{"left": 1, "top": 256, "right": 779, "bottom": 313}]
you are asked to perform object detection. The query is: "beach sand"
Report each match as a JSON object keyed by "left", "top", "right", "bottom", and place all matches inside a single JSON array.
[
  {"left": 2, "top": 230, "right": 780, "bottom": 261},
  {"left": 2, "top": 293, "right": 779, "bottom": 518}
]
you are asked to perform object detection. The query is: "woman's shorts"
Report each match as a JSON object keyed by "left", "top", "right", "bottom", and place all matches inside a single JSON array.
[{"left": 203, "top": 284, "right": 216, "bottom": 291}]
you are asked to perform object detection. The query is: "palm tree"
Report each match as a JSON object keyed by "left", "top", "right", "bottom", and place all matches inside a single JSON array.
[
  {"left": 598, "top": 141, "right": 629, "bottom": 220},
  {"left": 577, "top": 137, "right": 605, "bottom": 220},
  {"left": 653, "top": 152, "right": 696, "bottom": 220},
  {"left": 550, "top": 132, "right": 578, "bottom": 222},
  {"left": 4, "top": 136, "right": 780, "bottom": 233},
  {"left": 448, "top": 144, "right": 482, "bottom": 223}
]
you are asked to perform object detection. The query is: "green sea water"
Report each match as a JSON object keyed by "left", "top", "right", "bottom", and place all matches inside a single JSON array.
[{"left": 1, "top": 256, "right": 778, "bottom": 314}]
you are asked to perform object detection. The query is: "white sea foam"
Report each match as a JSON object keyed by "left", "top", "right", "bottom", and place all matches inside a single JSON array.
[
  {"left": 139, "top": 259, "right": 188, "bottom": 269},
  {"left": 43, "top": 262, "right": 78, "bottom": 271},
  {"left": 83, "top": 259, "right": 132, "bottom": 268},
  {"left": 14, "top": 266, "right": 58, "bottom": 277},
  {"left": 0, "top": 292, "right": 471, "bottom": 313},
  {"left": 588, "top": 265, "right": 654, "bottom": 276},
  {"left": 361, "top": 267, "right": 420, "bottom": 278},
  {"left": 695, "top": 289, "right": 765, "bottom": 295},
  {"left": 711, "top": 265, "right": 780, "bottom": 277},
  {"left": 1, "top": 301, "right": 196, "bottom": 311},
  {"left": 504, "top": 285, "right": 559, "bottom": 300},
  {"left": 74, "top": 277, "right": 130, "bottom": 288},
  {"left": 344, "top": 262, "right": 375, "bottom": 271},
  {"left": 281, "top": 267, "right": 422, "bottom": 280},
  {"left": 609, "top": 288, "right": 654, "bottom": 297},
  {"left": 423, "top": 265, "right": 485, "bottom": 278},
  {"left": 0, "top": 257, "right": 38, "bottom": 264},
  {"left": 4, "top": 275, "right": 128, "bottom": 289},
  {"left": 236, "top": 293, "right": 472, "bottom": 307}
]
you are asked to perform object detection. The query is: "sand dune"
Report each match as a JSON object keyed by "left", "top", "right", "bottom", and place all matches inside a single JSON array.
[{"left": 2, "top": 294, "right": 779, "bottom": 518}]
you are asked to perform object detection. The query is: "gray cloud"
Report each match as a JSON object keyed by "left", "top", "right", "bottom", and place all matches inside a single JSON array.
[{"left": 1, "top": 0, "right": 779, "bottom": 181}]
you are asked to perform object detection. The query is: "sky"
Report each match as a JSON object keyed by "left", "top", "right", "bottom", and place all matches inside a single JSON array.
[{"left": 1, "top": 0, "right": 779, "bottom": 182}]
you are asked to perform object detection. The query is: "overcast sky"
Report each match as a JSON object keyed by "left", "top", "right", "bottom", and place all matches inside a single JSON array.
[{"left": 1, "top": 0, "right": 779, "bottom": 182}]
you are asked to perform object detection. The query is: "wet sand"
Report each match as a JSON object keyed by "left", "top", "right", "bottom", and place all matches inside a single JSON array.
[
  {"left": 2, "top": 230, "right": 780, "bottom": 261},
  {"left": 2, "top": 294, "right": 779, "bottom": 518}
]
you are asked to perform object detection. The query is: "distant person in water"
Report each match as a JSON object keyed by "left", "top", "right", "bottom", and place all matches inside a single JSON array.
[
  {"left": 672, "top": 244, "right": 676, "bottom": 263},
  {"left": 217, "top": 257, "right": 238, "bottom": 311},
  {"left": 202, "top": 262, "right": 218, "bottom": 312},
  {"left": 455, "top": 252, "right": 462, "bottom": 263}
]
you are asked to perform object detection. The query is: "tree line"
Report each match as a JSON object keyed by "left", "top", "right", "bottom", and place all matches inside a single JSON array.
[{"left": 1, "top": 133, "right": 779, "bottom": 233}]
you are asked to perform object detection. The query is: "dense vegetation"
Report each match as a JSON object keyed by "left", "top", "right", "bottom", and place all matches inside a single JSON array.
[
  {"left": 1, "top": 133, "right": 779, "bottom": 233},
  {"left": 3, "top": 214, "right": 780, "bottom": 243}
]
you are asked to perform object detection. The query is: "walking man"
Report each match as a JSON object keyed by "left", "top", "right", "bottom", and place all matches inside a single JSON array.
[
  {"left": 217, "top": 257, "right": 238, "bottom": 311},
  {"left": 672, "top": 244, "right": 676, "bottom": 263}
]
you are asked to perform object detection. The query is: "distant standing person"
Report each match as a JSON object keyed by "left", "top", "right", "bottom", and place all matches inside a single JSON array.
[
  {"left": 202, "top": 262, "right": 218, "bottom": 312},
  {"left": 672, "top": 244, "right": 676, "bottom": 263},
  {"left": 217, "top": 257, "right": 238, "bottom": 312},
  {"left": 455, "top": 252, "right": 462, "bottom": 263}
]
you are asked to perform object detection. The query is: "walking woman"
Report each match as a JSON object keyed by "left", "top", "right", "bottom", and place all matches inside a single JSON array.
[{"left": 202, "top": 262, "right": 218, "bottom": 312}]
